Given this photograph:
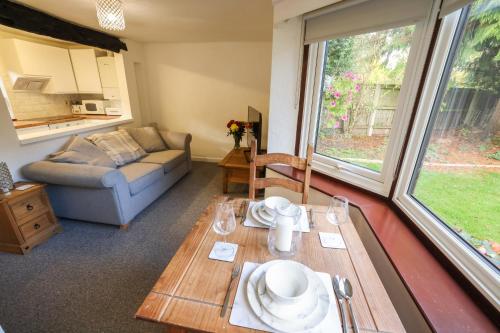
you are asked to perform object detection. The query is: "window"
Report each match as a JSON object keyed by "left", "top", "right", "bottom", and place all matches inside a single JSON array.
[
  {"left": 394, "top": 0, "right": 499, "bottom": 305},
  {"left": 302, "top": 21, "right": 431, "bottom": 196},
  {"left": 315, "top": 26, "right": 415, "bottom": 173},
  {"left": 409, "top": 0, "right": 499, "bottom": 269}
]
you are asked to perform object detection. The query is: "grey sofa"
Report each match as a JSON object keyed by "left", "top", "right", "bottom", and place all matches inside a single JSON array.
[{"left": 22, "top": 129, "right": 192, "bottom": 228}]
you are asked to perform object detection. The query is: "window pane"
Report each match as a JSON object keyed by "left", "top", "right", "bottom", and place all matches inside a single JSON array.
[
  {"left": 410, "top": 0, "right": 500, "bottom": 268},
  {"left": 315, "top": 25, "right": 415, "bottom": 172}
]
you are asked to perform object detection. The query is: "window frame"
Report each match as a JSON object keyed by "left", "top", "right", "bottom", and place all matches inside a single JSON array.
[
  {"left": 393, "top": 9, "right": 500, "bottom": 307},
  {"left": 300, "top": 9, "right": 439, "bottom": 196}
]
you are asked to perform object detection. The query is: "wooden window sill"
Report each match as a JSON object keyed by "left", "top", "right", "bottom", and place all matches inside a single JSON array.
[{"left": 267, "top": 165, "right": 497, "bottom": 333}]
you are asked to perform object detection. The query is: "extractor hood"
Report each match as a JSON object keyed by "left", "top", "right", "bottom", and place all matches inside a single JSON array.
[{"left": 8, "top": 72, "right": 51, "bottom": 91}]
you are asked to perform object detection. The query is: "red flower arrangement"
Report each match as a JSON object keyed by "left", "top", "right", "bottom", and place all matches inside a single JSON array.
[{"left": 226, "top": 120, "right": 246, "bottom": 148}]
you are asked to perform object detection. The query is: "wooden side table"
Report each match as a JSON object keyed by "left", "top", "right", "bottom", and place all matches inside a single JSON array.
[
  {"left": 218, "top": 148, "right": 265, "bottom": 194},
  {"left": 218, "top": 148, "right": 251, "bottom": 193},
  {"left": 0, "top": 182, "right": 61, "bottom": 254}
]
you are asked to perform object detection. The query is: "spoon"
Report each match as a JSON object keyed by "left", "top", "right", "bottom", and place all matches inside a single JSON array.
[{"left": 342, "top": 278, "right": 359, "bottom": 333}]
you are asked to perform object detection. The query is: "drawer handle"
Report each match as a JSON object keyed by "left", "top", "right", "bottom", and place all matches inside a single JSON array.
[
  {"left": 34, "top": 223, "right": 41, "bottom": 230},
  {"left": 26, "top": 204, "right": 34, "bottom": 211}
]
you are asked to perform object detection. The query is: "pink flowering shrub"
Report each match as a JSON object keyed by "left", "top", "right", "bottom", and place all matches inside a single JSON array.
[{"left": 322, "top": 71, "right": 362, "bottom": 133}]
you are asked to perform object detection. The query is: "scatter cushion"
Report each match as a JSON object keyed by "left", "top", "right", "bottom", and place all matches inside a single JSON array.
[
  {"left": 122, "top": 126, "right": 167, "bottom": 153},
  {"left": 49, "top": 135, "right": 116, "bottom": 168},
  {"left": 87, "top": 130, "right": 147, "bottom": 166}
]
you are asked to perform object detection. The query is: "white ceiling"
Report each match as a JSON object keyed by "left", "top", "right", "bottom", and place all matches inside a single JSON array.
[{"left": 15, "top": 0, "right": 273, "bottom": 43}]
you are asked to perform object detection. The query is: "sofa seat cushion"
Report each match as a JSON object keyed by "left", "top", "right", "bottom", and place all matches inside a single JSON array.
[
  {"left": 119, "top": 163, "right": 163, "bottom": 195},
  {"left": 139, "top": 150, "right": 186, "bottom": 173}
]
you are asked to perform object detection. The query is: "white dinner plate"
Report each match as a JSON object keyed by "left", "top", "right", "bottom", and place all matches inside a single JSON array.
[
  {"left": 247, "top": 260, "right": 331, "bottom": 332},
  {"left": 251, "top": 202, "right": 274, "bottom": 227},
  {"left": 256, "top": 274, "right": 318, "bottom": 321},
  {"left": 258, "top": 205, "right": 275, "bottom": 221}
]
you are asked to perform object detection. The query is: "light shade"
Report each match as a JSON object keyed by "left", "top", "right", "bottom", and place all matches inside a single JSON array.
[{"left": 96, "top": 0, "right": 126, "bottom": 31}]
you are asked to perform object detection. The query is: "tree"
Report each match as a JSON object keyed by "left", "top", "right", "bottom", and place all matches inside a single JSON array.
[{"left": 453, "top": 0, "right": 500, "bottom": 93}]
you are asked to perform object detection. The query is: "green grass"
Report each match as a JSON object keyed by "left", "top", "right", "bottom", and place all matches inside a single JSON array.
[{"left": 413, "top": 170, "right": 500, "bottom": 243}]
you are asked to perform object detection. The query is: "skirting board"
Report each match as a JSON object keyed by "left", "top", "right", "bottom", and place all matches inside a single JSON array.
[{"left": 192, "top": 156, "right": 222, "bottom": 163}]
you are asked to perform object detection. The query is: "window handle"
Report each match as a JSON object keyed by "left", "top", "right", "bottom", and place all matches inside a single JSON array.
[{"left": 332, "top": 163, "right": 346, "bottom": 171}]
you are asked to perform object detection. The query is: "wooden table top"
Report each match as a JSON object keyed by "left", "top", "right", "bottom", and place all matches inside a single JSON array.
[
  {"left": 218, "top": 148, "right": 251, "bottom": 169},
  {"left": 136, "top": 198, "right": 406, "bottom": 333}
]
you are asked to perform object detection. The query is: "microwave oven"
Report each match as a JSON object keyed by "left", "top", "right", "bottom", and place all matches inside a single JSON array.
[{"left": 80, "top": 100, "right": 107, "bottom": 115}]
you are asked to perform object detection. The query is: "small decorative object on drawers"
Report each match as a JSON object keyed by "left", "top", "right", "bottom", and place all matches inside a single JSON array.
[
  {"left": 0, "top": 182, "right": 61, "bottom": 254},
  {"left": 0, "top": 162, "right": 14, "bottom": 194}
]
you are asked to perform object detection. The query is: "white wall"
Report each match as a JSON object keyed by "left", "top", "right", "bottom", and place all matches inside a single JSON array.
[
  {"left": 0, "top": 40, "right": 147, "bottom": 181},
  {"left": 121, "top": 39, "right": 149, "bottom": 127},
  {"left": 143, "top": 42, "right": 272, "bottom": 161},
  {"left": 267, "top": 17, "right": 304, "bottom": 154},
  {"left": 272, "top": 0, "right": 342, "bottom": 23}
]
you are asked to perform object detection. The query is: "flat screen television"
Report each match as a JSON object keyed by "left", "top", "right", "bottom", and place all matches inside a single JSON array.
[{"left": 247, "top": 106, "right": 262, "bottom": 153}]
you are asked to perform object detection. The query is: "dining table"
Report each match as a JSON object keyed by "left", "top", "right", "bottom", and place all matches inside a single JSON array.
[{"left": 135, "top": 197, "right": 406, "bottom": 333}]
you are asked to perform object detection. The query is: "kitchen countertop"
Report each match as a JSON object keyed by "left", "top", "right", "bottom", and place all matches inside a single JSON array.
[{"left": 13, "top": 115, "right": 121, "bottom": 129}]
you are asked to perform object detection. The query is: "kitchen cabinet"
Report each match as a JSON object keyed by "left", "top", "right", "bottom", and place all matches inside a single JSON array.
[
  {"left": 0, "top": 39, "right": 78, "bottom": 94},
  {"left": 69, "top": 49, "right": 102, "bottom": 94},
  {"left": 97, "top": 56, "right": 120, "bottom": 100},
  {"left": 97, "top": 56, "right": 119, "bottom": 87},
  {"left": 102, "top": 87, "right": 120, "bottom": 100}
]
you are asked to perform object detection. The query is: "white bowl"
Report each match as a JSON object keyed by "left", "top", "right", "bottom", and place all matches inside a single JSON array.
[
  {"left": 264, "top": 260, "right": 309, "bottom": 304},
  {"left": 263, "top": 196, "right": 291, "bottom": 216}
]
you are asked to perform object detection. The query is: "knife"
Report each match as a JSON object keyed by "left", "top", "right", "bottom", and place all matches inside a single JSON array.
[
  {"left": 240, "top": 200, "right": 248, "bottom": 224},
  {"left": 333, "top": 275, "right": 348, "bottom": 333}
]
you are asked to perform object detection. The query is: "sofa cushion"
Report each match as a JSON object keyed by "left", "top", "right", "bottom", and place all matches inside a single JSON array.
[
  {"left": 139, "top": 150, "right": 186, "bottom": 173},
  {"left": 123, "top": 126, "right": 167, "bottom": 153},
  {"left": 87, "top": 130, "right": 147, "bottom": 166},
  {"left": 49, "top": 136, "right": 116, "bottom": 168},
  {"left": 119, "top": 163, "right": 163, "bottom": 195}
]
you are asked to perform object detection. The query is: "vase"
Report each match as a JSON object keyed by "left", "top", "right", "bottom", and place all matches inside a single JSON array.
[{"left": 233, "top": 136, "right": 242, "bottom": 149}]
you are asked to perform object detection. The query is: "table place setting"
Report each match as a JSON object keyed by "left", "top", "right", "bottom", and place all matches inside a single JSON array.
[
  {"left": 243, "top": 197, "right": 311, "bottom": 233},
  {"left": 229, "top": 260, "right": 343, "bottom": 333}
]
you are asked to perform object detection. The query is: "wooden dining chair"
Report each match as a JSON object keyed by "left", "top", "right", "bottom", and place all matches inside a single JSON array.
[{"left": 249, "top": 139, "right": 313, "bottom": 204}]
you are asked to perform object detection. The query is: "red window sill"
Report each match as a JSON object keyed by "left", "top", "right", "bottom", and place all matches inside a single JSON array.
[{"left": 267, "top": 165, "right": 497, "bottom": 333}]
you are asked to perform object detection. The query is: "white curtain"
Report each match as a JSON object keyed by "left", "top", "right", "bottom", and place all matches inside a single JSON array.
[{"left": 304, "top": 0, "right": 434, "bottom": 44}]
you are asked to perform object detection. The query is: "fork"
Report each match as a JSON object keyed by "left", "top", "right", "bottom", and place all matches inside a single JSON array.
[
  {"left": 220, "top": 264, "right": 241, "bottom": 317},
  {"left": 307, "top": 209, "right": 316, "bottom": 229}
]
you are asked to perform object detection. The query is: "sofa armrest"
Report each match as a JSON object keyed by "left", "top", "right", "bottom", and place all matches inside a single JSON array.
[
  {"left": 22, "top": 161, "right": 125, "bottom": 189},
  {"left": 159, "top": 130, "right": 192, "bottom": 151}
]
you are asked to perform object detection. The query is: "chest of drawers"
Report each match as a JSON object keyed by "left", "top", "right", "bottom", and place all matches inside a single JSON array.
[{"left": 0, "top": 183, "right": 61, "bottom": 254}]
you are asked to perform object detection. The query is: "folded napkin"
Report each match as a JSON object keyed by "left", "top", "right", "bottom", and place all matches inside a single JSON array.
[
  {"left": 229, "top": 262, "right": 342, "bottom": 333},
  {"left": 244, "top": 201, "right": 310, "bottom": 233}
]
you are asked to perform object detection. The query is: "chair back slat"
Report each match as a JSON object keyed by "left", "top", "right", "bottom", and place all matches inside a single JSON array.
[
  {"left": 249, "top": 139, "right": 313, "bottom": 204},
  {"left": 253, "top": 177, "right": 304, "bottom": 193},
  {"left": 255, "top": 153, "right": 306, "bottom": 169}
]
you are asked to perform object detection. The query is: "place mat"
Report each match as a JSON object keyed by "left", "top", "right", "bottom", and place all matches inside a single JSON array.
[
  {"left": 229, "top": 262, "right": 342, "bottom": 333},
  {"left": 318, "top": 232, "right": 346, "bottom": 249},
  {"left": 243, "top": 201, "right": 310, "bottom": 233}
]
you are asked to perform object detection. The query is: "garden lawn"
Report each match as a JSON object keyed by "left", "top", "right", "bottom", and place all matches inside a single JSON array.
[{"left": 413, "top": 170, "right": 500, "bottom": 243}]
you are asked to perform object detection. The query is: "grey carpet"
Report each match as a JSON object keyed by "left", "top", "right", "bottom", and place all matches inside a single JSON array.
[{"left": 0, "top": 162, "right": 245, "bottom": 333}]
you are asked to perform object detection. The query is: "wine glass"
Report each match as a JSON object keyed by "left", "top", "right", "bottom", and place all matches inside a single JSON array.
[
  {"left": 326, "top": 196, "right": 349, "bottom": 225},
  {"left": 212, "top": 202, "right": 237, "bottom": 257}
]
